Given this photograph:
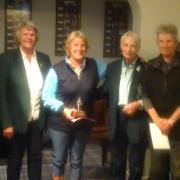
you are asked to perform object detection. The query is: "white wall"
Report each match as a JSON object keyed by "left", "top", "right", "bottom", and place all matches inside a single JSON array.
[
  {"left": 0, "top": 0, "right": 180, "bottom": 64},
  {"left": 81, "top": 0, "right": 105, "bottom": 60},
  {"left": 32, "top": 0, "right": 56, "bottom": 62},
  {"left": 129, "top": 0, "right": 180, "bottom": 61},
  {"left": 0, "top": 1, "right": 5, "bottom": 53}
]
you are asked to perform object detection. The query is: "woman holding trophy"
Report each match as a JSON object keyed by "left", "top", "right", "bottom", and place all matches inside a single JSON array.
[{"left": 42, "top": 30, "right": 106, "bottom": 180}]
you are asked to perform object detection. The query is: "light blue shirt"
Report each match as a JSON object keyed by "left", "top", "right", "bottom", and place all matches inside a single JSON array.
[
  {"left": 42, "top": 58, "right": 107, "bottom": 112},
  {"left": 118, "top": 59, "right": 137, "bottom": 105}
]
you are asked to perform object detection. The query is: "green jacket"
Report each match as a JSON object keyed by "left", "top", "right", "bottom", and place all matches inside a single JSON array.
[
  {"left": 104, "top": 57, "right": 148, "bottom": 143},
  {"left": 0, "top": 48, "right": 51, "bottom": 134}
]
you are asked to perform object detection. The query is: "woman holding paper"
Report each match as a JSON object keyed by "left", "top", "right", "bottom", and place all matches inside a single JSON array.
[
  {"left": 42, "top": 30, "right": 106, "bottom": 180},
  {"left": 142, "top": 24, "right": 180, "bottom": 180}
]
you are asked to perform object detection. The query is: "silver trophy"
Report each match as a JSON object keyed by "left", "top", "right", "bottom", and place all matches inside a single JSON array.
[{"left": 76, "top": 97, "right": 85, "bottom": 117}]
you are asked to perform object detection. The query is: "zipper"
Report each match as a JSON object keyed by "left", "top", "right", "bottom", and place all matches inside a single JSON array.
[
  {"left": 163, "top": 76, "right": 167, "bottom": 92},
  {"left": 77, "top": 68, "right": 81, "bottom": 80}
]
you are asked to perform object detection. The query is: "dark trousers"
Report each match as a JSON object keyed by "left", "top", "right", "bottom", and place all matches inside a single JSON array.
[
  {"left": 149, "top": 150, "right": 170, "bottom": 180},
  {"left": 0, "top": 131, "right": 9, "bottom": 158},
  {"left": 150, "top": 139, "right": 180, "bottom": 180},
  {"left": 7, "top": 121, "right": 43, "bottom": 180},
  {"left": 111, "top": 112, "right": 147, "bottom": 180},
  {"left": 170, "top": 139, "right": 180, "bottom": 180}
]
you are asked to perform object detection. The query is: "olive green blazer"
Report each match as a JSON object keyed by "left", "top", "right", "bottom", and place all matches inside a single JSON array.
[
  {"left": 0, "top": 48, "right": 51, "bottom": 133},
  {"left": 104, "top": 57, "right": 148, "bottom": 143}
]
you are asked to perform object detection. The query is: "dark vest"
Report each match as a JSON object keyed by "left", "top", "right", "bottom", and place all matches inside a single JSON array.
[{"left": 48, "top": 58, "right": 99, "bottom": 131}]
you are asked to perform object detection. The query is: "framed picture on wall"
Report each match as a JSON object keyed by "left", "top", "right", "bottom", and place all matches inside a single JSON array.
[
  {"left": 55, "top": 0, "right": 81, "bottom": 56},
  {"left": 103, "top": 1, "right": 132, "bottom": 57},
  {"left": 5, "top": 0, "right": 32, "bottom": 51}
]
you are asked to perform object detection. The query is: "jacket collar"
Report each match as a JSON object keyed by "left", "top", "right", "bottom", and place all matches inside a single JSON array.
[{"left": 151, "top": 51, "right": 180, "bottom": 70}]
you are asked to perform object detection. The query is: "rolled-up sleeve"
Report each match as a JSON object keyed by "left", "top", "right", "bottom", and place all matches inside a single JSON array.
[
  {"left": 95, "top": 59, "right": 107, "bottom": 80},
  {"left": 42, "top": 68, "right": 65, "bottom": 112}
]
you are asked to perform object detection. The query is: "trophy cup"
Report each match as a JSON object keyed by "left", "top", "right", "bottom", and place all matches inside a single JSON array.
[{"left": 76, "top": 97, "right": 85, "bottom": 118}]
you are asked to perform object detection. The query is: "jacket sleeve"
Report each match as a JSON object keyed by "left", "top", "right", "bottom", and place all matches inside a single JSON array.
[{"left": 0, "top": 53, "right": 13, "bottom": 128}]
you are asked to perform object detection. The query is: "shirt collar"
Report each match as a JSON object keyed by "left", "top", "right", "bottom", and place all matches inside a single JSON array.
[
  {"left": 152, "top": 52, "right": 180, "bottom": 70},
  {"left": 65, "top": 56, "right": 86, "bottom": 70},
  {"left": 20, "top": 47, "right": 36, "bottom": 60},
  {"left": 122, "top": 57, "right": 137, "bottom": 68}
]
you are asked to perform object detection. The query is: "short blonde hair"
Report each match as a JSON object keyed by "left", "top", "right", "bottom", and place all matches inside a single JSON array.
[
  {"left": 15, "top": 20, "right": 39, "bottom": 44},
  {"left": 64, "top": 30, "right": 89, "bottom": 56},
  {"left": 120, "top": 31, "right": 141, "bottom": 49},
  {"left": 156, "top": 23, "right": 178, "bottom": 42}
]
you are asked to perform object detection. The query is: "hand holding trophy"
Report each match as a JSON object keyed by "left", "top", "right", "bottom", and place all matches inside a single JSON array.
[{"left": 63, "top": 98, "right": 87, "bottom": 122}]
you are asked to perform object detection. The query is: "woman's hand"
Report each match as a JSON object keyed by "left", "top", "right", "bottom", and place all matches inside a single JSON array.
[
  {"left": 147, "top": 107, "right": 172, "bottom": 135},
  {"left": 63, "top": 107, "right": 78, "bottom": 121},
  {"left": 3, "top": 126, "right": 15, "bottom": 139},
  {"left": 63, "top": 107, "right": 87, "bottom": 122},
  {"left": 155, "top": 117, "right": 172, "bottom": 135}
]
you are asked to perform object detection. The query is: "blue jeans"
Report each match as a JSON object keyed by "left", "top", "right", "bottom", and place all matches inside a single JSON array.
[{"left": 49, "top": 127, "right": 91, "bottom": 180}]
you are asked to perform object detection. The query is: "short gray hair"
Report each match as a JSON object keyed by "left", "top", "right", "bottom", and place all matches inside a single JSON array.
[
  {"left": 15, "top": 20, "right": 39, "bottom": 44},
  {"left": 120, "top": 31, "right": 141, "bottom": 49},
  {"left": 156, "top": 23, "right": 178, "bottom": 42}
]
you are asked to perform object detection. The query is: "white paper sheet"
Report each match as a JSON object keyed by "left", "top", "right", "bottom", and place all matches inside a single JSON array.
[
  {"left": 71, "top": 118, "right": 94, "bottom": 123},
  {"left": 149, "top": 122, "right": 170, "bottom": 150}
]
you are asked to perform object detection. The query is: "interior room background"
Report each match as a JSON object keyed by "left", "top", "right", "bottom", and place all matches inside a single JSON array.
[{"left": 0, "top": 0, "right": 180, "bottom": 64}]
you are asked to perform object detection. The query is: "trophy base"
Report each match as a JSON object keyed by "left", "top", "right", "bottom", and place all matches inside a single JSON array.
[{"left": 77, "top": 111, "right": 86, "bottom": 118}]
